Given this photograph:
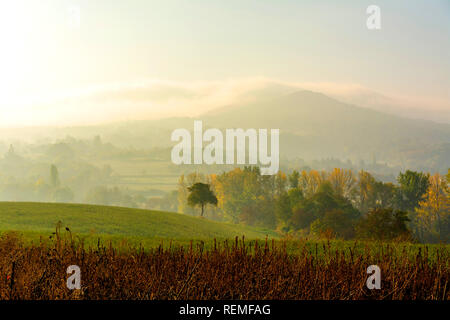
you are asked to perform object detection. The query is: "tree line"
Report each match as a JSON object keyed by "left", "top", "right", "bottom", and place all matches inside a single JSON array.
[{"left": 178, "top": 167, "right": 450, "bottom": 243}]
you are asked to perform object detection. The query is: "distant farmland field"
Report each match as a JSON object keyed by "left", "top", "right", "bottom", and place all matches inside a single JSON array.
[{"left": 98, "top": 158, "right": 180, "bottom": 193}]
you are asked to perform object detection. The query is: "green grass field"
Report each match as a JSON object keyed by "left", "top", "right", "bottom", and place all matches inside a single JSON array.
[
  {"left": 0, "top": 202, "right": 278, "bottom": 247},
  {"left": 0, "top": 202, "right": 447, "bottom": 261}
]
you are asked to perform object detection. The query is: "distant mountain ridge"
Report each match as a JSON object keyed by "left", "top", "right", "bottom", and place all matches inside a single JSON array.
[
  {"left": 1, "top": 90, "right": 448, "bottom": 173},
  {"left": 197, "top": 91, "right": 449, "bottom": 171}
]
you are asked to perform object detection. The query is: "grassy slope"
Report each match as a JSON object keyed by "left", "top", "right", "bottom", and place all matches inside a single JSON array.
[
  {"left": 0, "top": 202, "right": 277, "bottom": 242},
  {"left": 0, "top": 203, "right": 447, "bottom": 259}
]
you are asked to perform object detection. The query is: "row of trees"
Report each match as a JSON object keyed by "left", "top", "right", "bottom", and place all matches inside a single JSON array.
[{"left": 178, "top": 168, "right": 449, "bottom": 243}]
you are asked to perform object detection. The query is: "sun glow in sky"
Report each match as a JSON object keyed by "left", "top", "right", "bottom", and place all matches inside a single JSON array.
[{"left": 0, "top": 0, "right": 449, "bottom": 127}]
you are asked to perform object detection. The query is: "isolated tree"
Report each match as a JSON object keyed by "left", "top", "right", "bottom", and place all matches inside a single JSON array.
[
  {"left": 178, "top": 173, "right": 206, "bottom": 215},
  {"left": 187, "top": 183, "right": 218, "bottom": 217}
]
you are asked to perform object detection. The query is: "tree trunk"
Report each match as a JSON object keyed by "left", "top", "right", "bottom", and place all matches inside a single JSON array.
[{"left": 201, "top": 204, "right": 204, "bottom": 217}]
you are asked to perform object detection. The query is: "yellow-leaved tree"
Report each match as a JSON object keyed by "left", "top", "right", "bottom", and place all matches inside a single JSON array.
[
  {"left": 327, "top": 168, "right": 357, "bottom": 200},
  {"left": 415, "top": 173, "right": 449, "bottom": 242}
]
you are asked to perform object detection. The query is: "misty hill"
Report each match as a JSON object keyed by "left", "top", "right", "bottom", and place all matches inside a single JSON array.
[
  {"left": 204, "top": 91, "right": 449, "bottom": 138},
  {"left": 1, "top": 90, "right": 448, "bottom": 173},
  {"left": 200, "top": 91, "right": 450, "bottom": 170}
]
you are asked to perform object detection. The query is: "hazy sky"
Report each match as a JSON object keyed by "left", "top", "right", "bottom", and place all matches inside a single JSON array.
[{"left": 0, "top": 0, "right": 449, "bottom": 126}]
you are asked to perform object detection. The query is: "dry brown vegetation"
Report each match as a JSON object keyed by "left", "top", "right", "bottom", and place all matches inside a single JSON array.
[{"left": 0, "top": 231, "right": 448, "bottom": 300}]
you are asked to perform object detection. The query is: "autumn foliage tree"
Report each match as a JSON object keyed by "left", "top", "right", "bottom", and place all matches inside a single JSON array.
[{"left": 415, "top": 173, "right": 449, "bottom": 242}]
